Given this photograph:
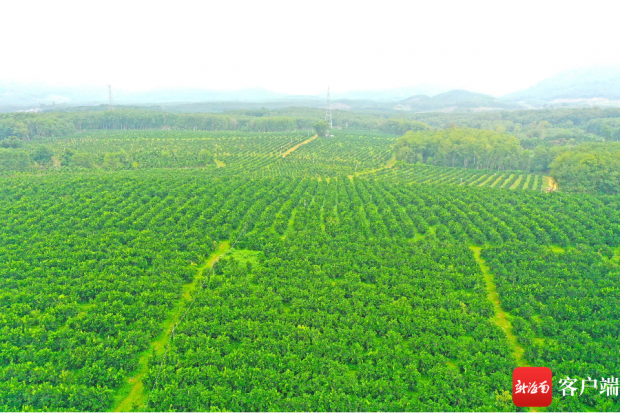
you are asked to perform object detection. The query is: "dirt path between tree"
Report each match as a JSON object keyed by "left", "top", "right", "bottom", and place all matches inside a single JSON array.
[
  {"left": 282, "top": 134, "right": 318, "bottom": 158},
  {"left": 470, "top": 246, "right": 528, "bottom": 367},
  {"left": 546, "top": 176, "right": 558, "bottom": 192},
  {"left": 349, "top": 155, "right": 396, "bottom": 180},
  {"left": 113, "top": 241, "right": 231, "bottom": 412}
]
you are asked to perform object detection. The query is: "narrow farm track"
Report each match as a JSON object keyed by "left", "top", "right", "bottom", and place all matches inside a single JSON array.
[
  {"left": 281, "top": 134, "right": 318, "bottom": 157},
  {"left": 113, "top": 242, "right": 231, "bottom": 412},
  {"left": 490, "top": 174, "right": 507, "bottom": 188},
  {"left": 470, "top": 246, "right": 528, "bottom": 368},
  {"left": 349, "top": 154, "right": 396, "bottom": 180},
  {"left": 478, "top": 174, "right": 496, "bottom": 187},
  {"left": 509, "top": 175, "right": 523, "bottom": 189}
]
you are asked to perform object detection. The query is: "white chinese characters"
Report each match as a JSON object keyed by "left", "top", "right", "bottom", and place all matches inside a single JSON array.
[{"left": 558, "top": 376, "right": 619, "bottom": 397}]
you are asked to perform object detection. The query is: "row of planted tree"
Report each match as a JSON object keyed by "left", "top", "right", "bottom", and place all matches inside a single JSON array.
[{"left": 1, "top": 168, "right": 619, "bottom": 410}]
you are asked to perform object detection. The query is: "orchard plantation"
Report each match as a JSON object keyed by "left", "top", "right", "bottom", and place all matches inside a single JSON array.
[{"left": 1, "top": 107, "right": 619, "bottom": 412}]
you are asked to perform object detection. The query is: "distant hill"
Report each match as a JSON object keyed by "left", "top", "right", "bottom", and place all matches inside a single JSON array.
[
  {"left": 396, "top": 89, "right": 522, "bottom": 112},
  {"left": 0, "top": 82, "right": 293, "bottom": 108},
  {"left": 118, "top": 87, "right": 290, "bottom": 104},
  {"left": 0, "top": 81, "right": 454, "bottom": 112},
  {"left": 0, "top": 81, "right": 105, "bottom": 107},
  {"left": 5, "top": 67, "right": 620, "bottom": 113},
  {"left": 503, "top": 66, "right": 620, "bottom": 107},
  {"left": 331, "top": 85, "right": 448, "bottom": 101}
]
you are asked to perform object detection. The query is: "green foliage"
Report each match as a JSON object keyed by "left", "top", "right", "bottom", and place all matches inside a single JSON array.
[
  {"left": 144, "top": 234, "right": 514, "bottom": 411},
  {"left": 551, "top": 144, "right": 620, "bottom": 194},
  {"left": 0, "top": 113, "right": 75, "bottom": 140},
  {"left": 0, "top": 118, "right": 28, "bottom": 139},
  {"left": 529, "top": 145, "right": 557, "bottom": 172},
  {"left": 395, "top": 127, "right": 523, "bottom": 170},
  {"left": 103, "top": 151, "right": 131, "bottom": 170},
  {"left": 0, "top": 148, "right": 32, "bottom": 171},
  {"left": 250, "top": 116, "right": 297, "bottom": 132},
  {"left": 313, "top": 120, "right": 329, "bottom": 137},
  {"left": 1, "top": 129, "right": 620, "bottom": 411},
  {"left": 261, "top": 131, "right": 396, "bottom": 177},
  {"left": 4, "top": 105, "right": 620, "bottom": 154},
  {"left": 0, "top": 136, "right": 23, "bottom": 149},
  {"left": 33, "top": 130, "right": 311, "bottom": 171},
  {"left": 372, "top": 163, "right": 544, "bottom": 191},
  {"left": 380, "top": 118, "right": 430, "bottom": 135},
  {"left": 586, "top": 118, "right": 620, "bottom": 141},
  {"left": 32, "top": 145, "right": 54, "bottom": 164},
  {"left": 71, "top": 152, "right": 97, "bottom": 169},
  {"left": 483, "top": 245, "right": 620, "bottom": 411},
  {"left": 61, "top": 149, "right": 75, "bottom": 166},
  {"left": 0, "top": 173, "right": 216, "bottom": 411}
]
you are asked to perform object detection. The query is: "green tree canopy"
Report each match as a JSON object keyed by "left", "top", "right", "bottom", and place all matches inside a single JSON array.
[
  {"left": 32, "top": 145, "right": 54, "bottom": 164},
  {"left": 71, "top": 152, "right": 97, "bottom": 169},
  {"left": 550, "top": 143, "right": 620, "bottom": 194},
  {"left": 0, "top": 149, "right": 32, "bottom": 171},
  {"left": 313, "top": 120, "right": 329, "bottom": 137},
  {"left": 395, "top": 127, "right": 522, "bottom": 170}
]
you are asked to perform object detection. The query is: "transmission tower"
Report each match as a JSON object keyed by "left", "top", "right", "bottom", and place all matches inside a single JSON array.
[
  {"left": 325, "top": 86, "right": 332, "bottom": 130},
  {"left": 108, "top": 85, "right": 113, "bottom": 110}
]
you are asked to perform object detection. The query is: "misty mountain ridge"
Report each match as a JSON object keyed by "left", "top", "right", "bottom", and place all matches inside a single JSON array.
[
  {"left": 3, "top": 66, "right": 620, "bottom": 112},
  {"left": 0, "top": 83, "right": 293, "bottom": 107},
  {"left": 395, "top": 89, "right": 521, "bottom": 112},
  {"left": 0, "top": 82, "right": 450, "bottom": 107},
  {"left": 503, "top": 66, "right": 620, "bottom": 107},
  {"left": 0, "top": 84, "right": 517, "bottom": 113},
  {"left": 330, "top": 85, "right": 449, "bottom": 101}
]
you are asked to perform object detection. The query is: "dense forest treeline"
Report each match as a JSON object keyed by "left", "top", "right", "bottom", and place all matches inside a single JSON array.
[
  {"left": 0, "top": 109, "right": 430, "bottom": 141},
  {"left": 395, "top": 128, "right": 620, "bottom": 194},
  {"left": 406, "top": 107, "right": 620, "bottom": 143},
  {"left": 394, "top": 127, "right": 571, "bottom": 173},
  {"left": 550, "top": 143, "right": 620, "bottom": 194},
  {"left": 395, "top": 128, "right": 524, "bottom": 171},
  {"left": 5, "top": 106, "right": 620, "bottom": 144},
  {"left": 257, "top": 106, "right": 620, "bottom": 146}
]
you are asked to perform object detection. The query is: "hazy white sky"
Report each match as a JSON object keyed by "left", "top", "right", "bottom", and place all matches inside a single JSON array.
[{"left": 2, "top": 0, "right": 619, "bottom": 96}]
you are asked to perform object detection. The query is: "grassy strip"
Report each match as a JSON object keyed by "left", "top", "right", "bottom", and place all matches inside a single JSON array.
[
  {"left": 281, "top": 134, "right": 318, "bottom": 158},
  {"left": 478, "top": 174, "right": 496, "bottom": 187},
  {"left": 489, "top": 174, "right": 507, "bottom": 188},
  {"left": 469, "top": 173, "right": 488, "bottom": 186},
  {"left": 470, "top": 246, "right": 528, "bottom": 367},
  {"left": 112, "top": 241, "right": 231, "bottom": 412},
  {"left": 499, "top": 174, "right": 515, "bottom": 189},
  {"left": 547, "top": 176, "right": 558, "bottom": 192},
  {"left": 510, "top": 175, "right": 523, "bottom": 190}
]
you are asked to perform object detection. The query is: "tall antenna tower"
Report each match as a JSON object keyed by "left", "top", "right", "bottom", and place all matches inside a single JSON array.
[
  {"left": 325, "top": 86, "right": 332, "bottom": 130},
  {"left": 107, "top": 85, "right": 113, "bottom": 110}
]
